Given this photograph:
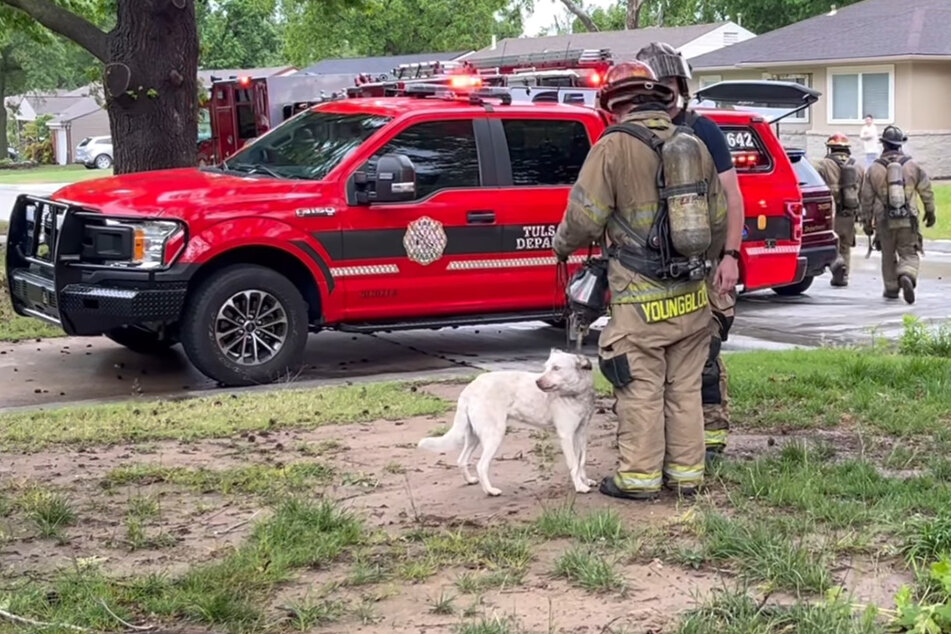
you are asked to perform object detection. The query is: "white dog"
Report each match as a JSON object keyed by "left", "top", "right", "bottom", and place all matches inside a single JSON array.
[{"left": 418, "top": 349, "right": 597, "bottom": 497}]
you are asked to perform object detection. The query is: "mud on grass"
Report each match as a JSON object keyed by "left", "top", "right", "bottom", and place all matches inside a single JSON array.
[{"left": 1, "top": 372, "right": 941, "bottom": 633}]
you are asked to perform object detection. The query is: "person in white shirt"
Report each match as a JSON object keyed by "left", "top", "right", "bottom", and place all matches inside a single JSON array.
[{"left": 860, "top": 115, "right": 879, "bottom": 167}]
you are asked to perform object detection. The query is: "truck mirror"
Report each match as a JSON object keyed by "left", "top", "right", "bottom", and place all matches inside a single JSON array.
[
  {"left": 373, "top": 153, "right": 416, "bottom": 203},
  {"left": 353, "top": 170, "right": 369, "bottom": 205}
]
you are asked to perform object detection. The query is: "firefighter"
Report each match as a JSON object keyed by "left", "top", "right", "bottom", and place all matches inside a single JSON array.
[
  {"left": 552, "top": 61, "right": 727, "bottom": 499},
  {"left": 816, "top": 133, "right": 866, "bottom": 287},
  {"left": 635, "top": 42, "right": 743, "bottom": 465},
  {"left": 859, "top": 125, "right": 936, "bottom": 304}
]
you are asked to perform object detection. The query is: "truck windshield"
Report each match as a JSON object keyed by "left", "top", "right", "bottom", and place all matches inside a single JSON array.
[{"left": 222, "top": 110, "right": 391, "bottom": 180}]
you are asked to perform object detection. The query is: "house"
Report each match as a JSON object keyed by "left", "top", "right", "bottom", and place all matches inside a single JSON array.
[
  {"left": 688, "top": 0, "right": 951, "bottom": 177},
  {"left": 466, "top": 22, "right": 755, "bottom": 65},
  {"left": 47, "top": 97, "right": 110, "bottom": 166}
]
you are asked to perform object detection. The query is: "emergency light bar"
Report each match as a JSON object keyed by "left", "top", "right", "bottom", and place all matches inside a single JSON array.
[{"left": 465, "top": 48, "right": 612, "bottom": 72}]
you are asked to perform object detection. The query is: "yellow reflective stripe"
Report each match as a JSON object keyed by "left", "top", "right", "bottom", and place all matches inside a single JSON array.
[
  {"left": 615, "top": 471, "right": 663, "bottom": 492},
  {"left": 612, "top": 279, "right": 704, "bottom": 304},
  {"left": 664, "top": 463, "right": 705, "bottom": 486},
  {"left": 704, "top": 430, "right": 728, "bottom": 447},
  {"left": 570, "top": 186, "right": 612, "bottom": 225},
  {"left": 636, "top": 285, "right": 709, "bottom": 323}
]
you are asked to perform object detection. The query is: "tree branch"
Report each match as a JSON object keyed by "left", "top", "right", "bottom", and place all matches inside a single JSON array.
[
  {"left": 0, "top": 0, "right": 108, "bottom": 62},
  {"left": 558, "top": 0, "right": 599, "bottom": 32},
  {"left": 626, "top": 0, "right": 648, "bottom": 29}
]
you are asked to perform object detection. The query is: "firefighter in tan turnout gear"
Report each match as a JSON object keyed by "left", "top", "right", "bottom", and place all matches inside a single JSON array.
[
  {"left": 816, "top": 133, "right": 866, "bottom": 287},
  {"left": 860, "top": 125, "right": 936, "bottom": 304},
  {"left": 552, "top": 61, "right": 727, "bottom": 500},
  {"left": 635, "top": 42, "right": 742, "bottom": 466}
]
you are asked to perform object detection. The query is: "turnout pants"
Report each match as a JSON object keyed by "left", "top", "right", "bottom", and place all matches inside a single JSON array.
[
  {"left": 878, "top": 218, "right": 921, "bottom": 294},
  {"left": 598, "top": 300, "right": 711, "bottom": 494},
  {"left": 702, "top": 284, "right": 735, "bottom": 453},
  {"left": 832, "top": 214, "right": 857, "bottom": 283}
]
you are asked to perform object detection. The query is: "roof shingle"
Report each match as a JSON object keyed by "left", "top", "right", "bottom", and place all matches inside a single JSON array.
[
  {"left": 691, "top": 0, "right": 951, "bottom": 69},
  {"left": 468, "top": 23, "right": 725, "bottom": 62}
]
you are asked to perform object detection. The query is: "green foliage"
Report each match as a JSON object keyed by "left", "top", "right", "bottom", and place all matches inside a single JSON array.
[
  {"left": 197, "top": 0, "right": 285, "bottom": 70},
  {"left": 21, "top": 113, "right": 54, "bottom": 164},
  {"left": 900, "top": 316, "right": 951, "bottom": 358},
  {"left": 894, "top": 557, "right": 951, "bottom": 633},
  {"left": 281, "top": 0, "right": 530, "bottom": 67}
]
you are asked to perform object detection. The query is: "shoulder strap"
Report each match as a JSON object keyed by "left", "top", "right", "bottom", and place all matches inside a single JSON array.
[
  {"left": 875, "top": 157, "right": 890, "bottom": 169},
  {"left": 602, "top": 122, "right": 665, "bottom": 155},
  {"left": 846, "top": 157, "right": 855, "bottom": 167},
  {"left": 899, "top": 155, "right": 912, "bottom": 165}
]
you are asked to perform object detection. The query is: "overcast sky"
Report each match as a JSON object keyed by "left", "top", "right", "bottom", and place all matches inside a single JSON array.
[{"left": 521, "top": 0, "right": 618, "bottom": 36}]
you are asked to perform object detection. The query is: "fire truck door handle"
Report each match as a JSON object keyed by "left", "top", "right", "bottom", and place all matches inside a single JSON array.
[{"left": 466, "top": 210, "right": 495, "bottom": 224}]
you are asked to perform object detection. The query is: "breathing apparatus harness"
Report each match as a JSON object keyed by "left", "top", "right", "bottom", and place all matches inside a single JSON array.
[{"left": 561, "top": 115, "right": 712, "bottom": 351}]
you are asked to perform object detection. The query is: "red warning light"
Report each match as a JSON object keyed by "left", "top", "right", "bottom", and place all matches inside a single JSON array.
[
  {"left": 238, "top": 76, "right": 251, "bottom": 87},
  {"left": 589, "top": 72, "right": 602, "bottom": 86},
  {"left": 449, "top": 75, "right": 483, "bottom": 89}
]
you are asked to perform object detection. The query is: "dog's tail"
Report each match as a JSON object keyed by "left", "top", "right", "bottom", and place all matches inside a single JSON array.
[{"left": 418, "top": 398, "right": 470, "bottom": 453}]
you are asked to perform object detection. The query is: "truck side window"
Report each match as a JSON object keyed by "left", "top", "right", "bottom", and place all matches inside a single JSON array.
[
  {"left": 366, "top": 120, "right": 480, "bottom": 199},
  {"left": 501, "top": 119, "right": 590, "bottom": 186}
]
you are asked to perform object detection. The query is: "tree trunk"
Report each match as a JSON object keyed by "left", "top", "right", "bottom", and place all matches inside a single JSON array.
[
  {"left": 558, "top": 0, "right": 600, "bottom": 32},
  {"left": 105, "top": 0, "right": 199, "bottom": 175},
  {"left": 626, "top": 0, "right": 647, "bottom": 29}
]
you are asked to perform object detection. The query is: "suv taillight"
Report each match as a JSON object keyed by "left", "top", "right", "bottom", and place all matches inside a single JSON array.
[
  {"left": 731, "top": 151, "right": 763, "bottom": 170},
  {"left": 785, "top": 201, "right": 803, "bottom": 241}
]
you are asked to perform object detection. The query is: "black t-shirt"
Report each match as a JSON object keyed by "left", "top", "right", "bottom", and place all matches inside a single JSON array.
[{"left": 674, "top": 110, "right": 734, "bottom": 175}]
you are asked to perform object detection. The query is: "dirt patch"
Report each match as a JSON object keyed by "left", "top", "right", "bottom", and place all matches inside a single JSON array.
[{"left": 0, "top": 388, "right": 917, "bottom": 631}]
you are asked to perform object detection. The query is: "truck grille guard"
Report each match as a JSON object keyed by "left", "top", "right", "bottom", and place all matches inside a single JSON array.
[{"left": 8, "top": 195, "right": 74, "bottom": 271}]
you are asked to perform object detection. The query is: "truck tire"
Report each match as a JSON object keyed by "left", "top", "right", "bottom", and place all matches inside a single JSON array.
[
  {"left": 180, "top": 264, "right": 309, "bottom": 387},
  {"left": 105, "top": 326, "right": 176, "bottom": 355},
  {"left": 772, "top": 275, "right": 814, "bottom": 297}
]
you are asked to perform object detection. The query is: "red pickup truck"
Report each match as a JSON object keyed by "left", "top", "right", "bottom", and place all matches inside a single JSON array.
[{"left": 6, "top": 81, "right": 814, "bottom": 386}]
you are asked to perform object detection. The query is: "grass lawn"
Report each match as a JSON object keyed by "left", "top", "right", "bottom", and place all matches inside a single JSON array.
[
  {"left": 0, "top": 163, "right": 112, "bottom": 185},
  {"left": 4, "top": 336, "right": 951, "bottom": 632},
  {"left": 920, "top": 182, "right": 951, "bottom": 240}
]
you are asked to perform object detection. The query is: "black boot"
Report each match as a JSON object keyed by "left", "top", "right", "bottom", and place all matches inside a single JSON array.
[
  {"left": 598, "top": 477, "right": 658, "bottom": 501},
  {"left": 883, "top": 289, "right": 899, "bottom": 300},
  {"left": 900, "top": 275, "right": 916, "bottom": 305},
  {"left": 830, "top": 262, "right": 848, "bottom": 287}
]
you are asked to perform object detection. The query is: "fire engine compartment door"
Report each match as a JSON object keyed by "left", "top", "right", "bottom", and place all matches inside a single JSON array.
[{"left": 694, "top": 80, "right": 821, "bottom": 124}]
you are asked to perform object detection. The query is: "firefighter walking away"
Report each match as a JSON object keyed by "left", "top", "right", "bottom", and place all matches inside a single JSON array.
[
  {"left": 816, "top": 133, "right": 866, "bottom": 287},
  {"left": 859, "top": 125, "right": 936, "bottom": 304},
  {"left": 552, "top": 60, "right": 728, "bottom": 500}
]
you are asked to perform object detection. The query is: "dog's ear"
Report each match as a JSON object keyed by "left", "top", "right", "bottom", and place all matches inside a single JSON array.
[{"left": 576, "top": 355, "right": 592, "bottom": 370}]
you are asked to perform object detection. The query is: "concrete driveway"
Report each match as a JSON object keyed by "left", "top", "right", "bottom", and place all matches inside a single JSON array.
[{"left": 2, "top": 246, "right": 950, "bottom": 410}]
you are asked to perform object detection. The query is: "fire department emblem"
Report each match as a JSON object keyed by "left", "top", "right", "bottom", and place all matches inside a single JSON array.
[{"left": 403, "top": 216, "right": 447, "bottom": 266}]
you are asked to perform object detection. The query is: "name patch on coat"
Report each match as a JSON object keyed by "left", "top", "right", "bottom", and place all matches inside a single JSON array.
[{"left": 637, "top": 285, "right": 709, "bottom": 324}]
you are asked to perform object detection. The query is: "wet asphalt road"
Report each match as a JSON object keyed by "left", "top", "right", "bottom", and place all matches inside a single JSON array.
[{"left": 1, "top": 247, "right": 950, "bottom": 411}]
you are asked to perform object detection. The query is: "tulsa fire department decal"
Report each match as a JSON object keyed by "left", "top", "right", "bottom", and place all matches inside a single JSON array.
[{"left": 403, "top": 216, "right": 447, "bottom": 266}]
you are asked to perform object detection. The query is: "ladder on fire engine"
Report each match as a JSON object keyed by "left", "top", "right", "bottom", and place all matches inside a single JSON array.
[{"left": 387, "top": 47, "right": 613, "bottom": 82}]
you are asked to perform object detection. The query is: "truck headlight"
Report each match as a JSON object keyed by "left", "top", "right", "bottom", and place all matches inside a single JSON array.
[{"left": 103, "top": 220, "right": 184, "bottom": 269}]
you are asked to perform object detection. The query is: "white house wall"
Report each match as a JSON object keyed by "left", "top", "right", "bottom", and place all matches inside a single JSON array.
[{"left": 680, "top": 22, "right": 756, "bottom": 60}]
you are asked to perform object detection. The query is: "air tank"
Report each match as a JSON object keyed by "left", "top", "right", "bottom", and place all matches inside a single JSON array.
[
  {"left": 886, "top": 161, "right": 906, "bottom": 209},
  {"left": 663, "top": 132, "right": 711, "bottom": 258}
]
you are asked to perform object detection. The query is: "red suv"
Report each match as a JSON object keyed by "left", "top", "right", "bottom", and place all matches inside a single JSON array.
[{"left": 6, "top": 82, "right": 812, "bottom": 386}]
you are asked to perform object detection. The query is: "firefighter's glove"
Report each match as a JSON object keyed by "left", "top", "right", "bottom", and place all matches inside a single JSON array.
[
  {"left": 925, "top": 211, "right": 936, "bottom": 228},
  {"left": 553, "top": 248, "right": 569, "bottom": 263},
  {"left": 863, "top": 222, "right": 874, "bottom": 236}
]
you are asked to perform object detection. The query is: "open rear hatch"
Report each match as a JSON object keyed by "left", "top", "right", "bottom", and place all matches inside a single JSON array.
[{"left": 693, "top": 80, "right": 821, "bottom": 124}]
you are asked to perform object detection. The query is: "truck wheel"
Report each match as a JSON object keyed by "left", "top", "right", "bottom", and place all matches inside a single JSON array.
[
  {"left": 105, "top": 326, "right": 176, "bottom": 355},
  {"left": 772, "top": 275, "right": 814, "bottom": 296},
  {"left": 181, "top": 265, "right": 308, "bottom": 387}
]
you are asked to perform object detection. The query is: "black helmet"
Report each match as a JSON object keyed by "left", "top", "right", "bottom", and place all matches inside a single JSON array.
[
  {"left": 597, "top": 61, "right": 675, "bottom": 113},
  {"left": 635, "top": 42, "right": 692, "bottom": 82},
  {"left": 880, "top": 125, "right": 907, "bottom": 146}
]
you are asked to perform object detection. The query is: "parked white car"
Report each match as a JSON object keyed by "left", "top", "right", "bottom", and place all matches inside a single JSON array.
[{"left": 74, "top": 136, "right": 113, "bottom": 169}]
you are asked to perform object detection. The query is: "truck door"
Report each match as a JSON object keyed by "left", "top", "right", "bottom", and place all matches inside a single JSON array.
[
  {"left": 337, "top": 116, "right": 501, "bottom": 323},
  {"left": 481, "top": 114, "right": 595, "bottom": 312},
  {"left": 213, "top": 83, "right": 238, "bottom": 161}
]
